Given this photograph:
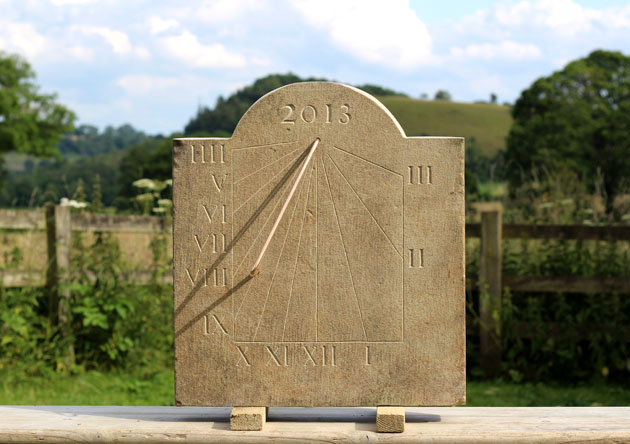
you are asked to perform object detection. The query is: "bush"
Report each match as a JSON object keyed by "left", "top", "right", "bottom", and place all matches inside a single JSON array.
[
  {"left": 0, "top": 228, "right": 172, "bottom": 375},
  {"left": 466, "top": 170, "right": 630, "bottom": 383}
]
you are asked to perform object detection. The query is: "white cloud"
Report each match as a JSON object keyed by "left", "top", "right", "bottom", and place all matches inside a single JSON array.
[
  {"left": 135, "top": 46, "right": 151, "bottom": 61},
  {"left": 50, "top": 0, "right": 98, "bottom": 4},
  {"left": 148, "top": 16, "right": 179, "bottom": 34},
  {"left": 292, "top": 0, "right": 434, "bottom": 69},
  {"left": 451, "top": 41, "right": 541, "bottom": 61},
  {"left": 77, "top": 25, "right": 132, "bottom": 54},
  {"left": 466, "top": 0, "right": 630, "bottom": 36},
  {"left": 0, "top": 22, "right": 48, "bottom": 58},
  {"left": 196, "top": 0, "right": 265, "bottom": 22},
  {"left": 116, "top": 75, "right": 180, "bottom": 95},
  {"left": 160, "top": 30, "right": 247, "bottom": 68},
  {"left": 68, "top": 45, "right": 94, "bottom": 61}
]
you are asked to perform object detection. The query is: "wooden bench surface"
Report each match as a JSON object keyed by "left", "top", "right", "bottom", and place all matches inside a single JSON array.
[{"left": 1, "top": 406, "right": 629, "bottom": 443}]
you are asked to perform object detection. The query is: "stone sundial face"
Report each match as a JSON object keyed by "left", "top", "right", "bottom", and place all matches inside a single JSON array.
[{"left": 173, "top": 82, "right": 465, "bottom": 407}]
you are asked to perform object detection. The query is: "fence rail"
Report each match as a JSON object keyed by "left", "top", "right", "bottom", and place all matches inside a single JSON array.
[
  {"left": 2, "top": 205, "right": 629, "bottom": 373},
  {"left": 466, "top": 222, "right": 630, "bottom": 241}
]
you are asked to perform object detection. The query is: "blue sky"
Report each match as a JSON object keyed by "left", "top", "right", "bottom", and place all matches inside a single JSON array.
[{"left": 1, "top": 0, "right": 629, "bottom": 135}]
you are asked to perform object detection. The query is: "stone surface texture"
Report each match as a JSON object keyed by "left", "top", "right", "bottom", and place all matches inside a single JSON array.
[
  {"left": 230, "top": 407, "right": 266, "bottom": 431},
  {"left": 376, "top": 406, "right": 405, "bottom": 433},
  {"left": 173, "top": 82, "right": 466, "bottom": 407}
]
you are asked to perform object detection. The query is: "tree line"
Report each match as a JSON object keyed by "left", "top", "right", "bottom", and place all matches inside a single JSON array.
[{"left": 1, "top": 50, "right": 629, "bottom": 212}]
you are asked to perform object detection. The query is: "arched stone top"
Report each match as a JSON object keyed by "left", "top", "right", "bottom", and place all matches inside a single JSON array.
[{"left": 232, "top": 82, "right": 407, "bottom": 144}]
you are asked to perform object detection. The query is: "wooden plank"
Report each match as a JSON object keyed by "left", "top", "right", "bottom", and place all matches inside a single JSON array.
[
  {"left": 230, "top": 407, "right": 266, "bottom": 431},
  {"left": 466, "top": 322, "right": 630, "bottom": 341},
  {"left": 504, "top": 224, "right": 630, "bottom": 241},
  {"left": 0, "top": 406, "right": 629, "bottom": 443},
  {"left": 468, "top": 275, "right": 630, "bottom": 294},
  {"left": 504, "top": 275, "right": 630, "bottom": 293},
  {"left": 376, "top": 406, "right": 405, "bottom": 433},
  {"left": 0, "top": 209, "right": 45, "bottom": 230},
  {"left": 466, "top": 223, "right": 630, "bottom": 241},
  {"left": 0, "top": 269, "right": 172, "bottom": 287},
  {"left": 0, "top": 270, "right": 45, "bottom": 287},
  {"left": 71, "top": 213, "right": 168, "bottom": 233},
  {"left": 54, "top": 205, "right": 74, "bottom": 364},
  {"left": 479, "top": 210, "right": 502, "bottom": 377}
]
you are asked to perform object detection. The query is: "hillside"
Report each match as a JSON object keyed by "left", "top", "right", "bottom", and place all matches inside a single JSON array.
[{"left": 379, "top": 97, "right": 512, "bottom": 156}]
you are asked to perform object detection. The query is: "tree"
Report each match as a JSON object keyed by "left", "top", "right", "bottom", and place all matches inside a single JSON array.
[
  {"left": 184, "top": 73, "right": 406, "bottom": 135},
  {"left": 184, "top": 73, "right": 319, "bottom": 135},
  {"left": 0, "top": 52, "right": 75, "bottom": 159},
  {"left": 434, "top": 89, "right": 452, "bottom": 101},
  {"left": 354, "top": 84, "right": 407, "bottom": 97},
  {"left": 505, "top": 50, "right": 630, "bottom": 210},
  {"left": 490, "top": 93, "right": 497, "bottom": 104}
]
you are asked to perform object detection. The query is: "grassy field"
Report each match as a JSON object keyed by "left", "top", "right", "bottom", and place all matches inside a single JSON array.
[
  {"left": 1, "top": 369, "right": 627, "bottom": 406},
  {"left": 379, "top": 97, "right": 512, "bottom": 156}
]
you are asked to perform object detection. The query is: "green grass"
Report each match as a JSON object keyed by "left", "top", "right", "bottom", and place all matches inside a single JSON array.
[
  {"left": 0, "top": 369, "right": 174, "bottom": 405},
  {"left": 379, "top": 97, "right": 513, "bottom": 156},
  {"left": 467, "top": 381, "right": 630, "bottom": 406},
  {"left": 1, "top": 368, "right": 628, "bottom": 406}
]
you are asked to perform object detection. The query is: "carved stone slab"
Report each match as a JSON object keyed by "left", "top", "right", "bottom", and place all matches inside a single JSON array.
[{"left": 173, "top": 82, "right": 465, "bottom": 407}]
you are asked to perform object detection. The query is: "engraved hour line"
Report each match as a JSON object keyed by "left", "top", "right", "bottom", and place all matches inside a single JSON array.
[
  {"left": 327, "top": 153, "right": 402, "bottom": 258},
  {"left": 234, "top": 149, "right": 303, "bottom": 214},
  {"left": 233, "top": 167, "right": 310, "bottom": 334},
  {"left": 190, "top": 144, "right": 225, "bottom": 164},
  {"left": 281, "top": 166, "right": 315, "bottom": 341},
  {"left": 251, "top": 165, "right": 310, "bottom": 341},
  {"left": 233, "top": 169, "right": 296, "bottom": 278},
  {"left": 250, "top": 138, "right": 320, "bottom": 277},
  {"left": 231, "top": 140, "right": 296, "bottom": 151},
  {"left": 322, "top": 156, "right": 368, "bottom": 341},
  {"left": 233, "top": 145, "right": 302, "bottom": 185},
  {"left": 365, "top": 345, "right": 371, "bottom": 365},
  {"left": 408, "top": 165, "right": 433, "bottom": 184},
  {"left": 409, "top": 248, "right": 424, "bottom": 268},
  {"left": 233, "top": 176, "right": 298, "bottom": 320},
  {"left": 332, "top": 145, "right": 402, "bottom": 177}
]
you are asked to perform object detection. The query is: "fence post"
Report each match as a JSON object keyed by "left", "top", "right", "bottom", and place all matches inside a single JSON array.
[
  {"left": 479, "top": 204, "right": 503, "bottom": 377},
  {"left": 45, "top": 204, "right": 74, "bottom": 363},
  {"left": 45, "top": 204, "right": 58, "bottom": 320}
]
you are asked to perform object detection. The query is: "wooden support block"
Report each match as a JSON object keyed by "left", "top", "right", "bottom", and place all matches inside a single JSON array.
[
  {"left": 376, "top": 406, "right": 405, "bottom": 433},
  {"left": 230, "top": 407, "right": 266, "bottom": 431}
]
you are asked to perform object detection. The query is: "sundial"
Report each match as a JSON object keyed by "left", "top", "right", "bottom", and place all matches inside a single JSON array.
[{"left": 172, "top": 82, "right": 465, "bottom": 418}]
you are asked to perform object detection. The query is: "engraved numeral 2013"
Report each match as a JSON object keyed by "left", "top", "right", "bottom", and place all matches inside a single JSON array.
[{"left": 280, "top": 104, "right": 350, "bottom": 124}]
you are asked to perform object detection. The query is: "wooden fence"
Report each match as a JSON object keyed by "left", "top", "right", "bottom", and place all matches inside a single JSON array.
[
  {"left": 466, "top": 205, "right": 630, "bottom": 376},
  {"left": 1, "top": 205, "right": 630, "bottom": 375}
]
